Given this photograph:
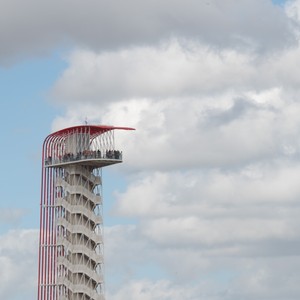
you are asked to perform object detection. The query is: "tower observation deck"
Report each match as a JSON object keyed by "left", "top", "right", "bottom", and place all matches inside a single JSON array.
[{"left": 37, "top": 125, "right": 134, "bottom": 300}]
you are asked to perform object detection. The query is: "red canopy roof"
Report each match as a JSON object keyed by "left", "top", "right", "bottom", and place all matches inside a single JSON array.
[{"left": 49, "top": 125, "right": 135, "bottom": 137}]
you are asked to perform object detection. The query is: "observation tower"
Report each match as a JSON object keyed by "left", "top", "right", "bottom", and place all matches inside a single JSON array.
[{"left": 37, "top": 125, "right": 134, "bottom": 300}]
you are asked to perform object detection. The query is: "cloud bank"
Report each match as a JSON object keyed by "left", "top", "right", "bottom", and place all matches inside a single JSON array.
[
  {"left": 3, "top": 0, "right": 300, "bottom": 299},
  {"left": 0, "top": 0, "right": 295, "bottom": 63},
  {"left": 47, "top": 1, "right": 300, "bottom": 298}
]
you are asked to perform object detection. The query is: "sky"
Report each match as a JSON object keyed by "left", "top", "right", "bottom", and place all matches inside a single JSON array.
[{"left": 2, "top": 0, "right": 300, "bottom": 299}]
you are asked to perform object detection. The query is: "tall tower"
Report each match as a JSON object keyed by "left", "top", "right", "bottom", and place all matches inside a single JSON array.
[{"left": 37, "top": 125, "right": 134, "bottom": 300}]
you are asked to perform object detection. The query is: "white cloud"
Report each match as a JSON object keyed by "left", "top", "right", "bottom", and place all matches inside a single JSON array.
[
  {"left": 51, "top": 39, "right": 300, "bottom": 105},
  {"left": 104, "top": 223, "right": 300, "bottom": 300},
  {"left": 107, "top": 279, "right": 201, "bottom": 300},
  {"left": 100, "top": 159, "right": 300, "bottom": 298},
  {"left": 0, "top": 208, "right": 26, "bottom": 225},
  {"left": 51, "top": 41, "right": 257, "bottom": 103},
  {"left": 115, "top": 162, "right": 300, "bottom": 217},
  {"left": 0, "top": 229, "right": 39, "bottom": 300},
  {"left": 112, "top": 161, "right": 300, "bottom": 250},
  {"left": 0, "top": 0, "right": 295, "bottom": 63}
]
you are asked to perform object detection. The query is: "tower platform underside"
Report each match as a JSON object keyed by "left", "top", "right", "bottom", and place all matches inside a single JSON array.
[{"left": 46, "top": 158, "right": 122, "bottom": 169}]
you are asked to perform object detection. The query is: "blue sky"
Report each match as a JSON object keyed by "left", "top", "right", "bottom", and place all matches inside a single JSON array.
[
  {"left": 3, "top": 0, "right": 300, "bottom": 299},
  {"left": 0, "top": 55, "right": 64, "bottom": 229}
]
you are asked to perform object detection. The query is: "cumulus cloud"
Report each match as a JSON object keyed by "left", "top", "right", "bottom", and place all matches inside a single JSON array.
[
  {"left": 107, "top": 279, "right": 202, "bottom": 300},
  {"left": 51, "top": 39, "right": 300, "bottom": 104},
  {"left": 0, "top": 229, "right": 39, "bottom": 300},
  {"left": 115, "top": 162, "right": 300, "bottom": 216},
  {"left": 0, "top": 0, "right": 295, "bottom": 63},
  {"left": 112, "top": 161, "right": 300, "bottom": 250},
  {"left": 104, "top": 222, "right": 300, "bottom": 300},
  {"left": 0, "top": 208, "right": 26, "bottom": 225}
]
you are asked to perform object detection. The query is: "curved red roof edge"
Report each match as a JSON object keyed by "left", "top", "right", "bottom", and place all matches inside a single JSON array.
[{"left": 49, "top": 124, "right": 135, "bottom": 137}]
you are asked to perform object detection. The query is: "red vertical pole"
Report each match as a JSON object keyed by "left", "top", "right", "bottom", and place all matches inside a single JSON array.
[
  {"left": 48, "top": 166, "right": 53, "bottom": 300},
  {"left": 44, "top": 165, "right": 49, "bottom": 299}
]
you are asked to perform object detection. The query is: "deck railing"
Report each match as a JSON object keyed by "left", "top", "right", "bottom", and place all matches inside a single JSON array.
[{"left": 45, "top": 150, "right": 122, "bottom": 166}]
